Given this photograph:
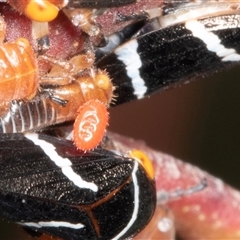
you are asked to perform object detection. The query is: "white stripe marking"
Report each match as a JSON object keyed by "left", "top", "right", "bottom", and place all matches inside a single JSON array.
[
  {"left": 113, "top": 160, "right": 140, "bottom": 239},
  {"left": 42, "top": 98, "right": 48, "bottom": 125},
  {"left": 27, "top": 104, "right": 33, "bottom": 130},
  {"left": 34, "top": 101, "right": 41, "bottom": 128},
  {"left": 19, "top": 105, "right": 25, "bottom": 132},
  {"left": 25, "top": 133, "right": 98, "bottom": 192},
  {"left": 115, "top": 40, "right": 147, "bottom": 99},
  {"left": 18, "top": 221, "right": 84, "bottom": 229},
  {"left": 185, "top": 20, "right": 240, "bottom": 62}
]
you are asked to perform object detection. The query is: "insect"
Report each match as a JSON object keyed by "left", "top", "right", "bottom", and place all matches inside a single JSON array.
[
  {"left": 96, "top": 3, "right": 240, "bottom": 105},
  {"left": 0, "top": 66, "right": 113, "bottom": 150},
  {"left": 0, "top": 132, "right": 156, "bottom": 240},
  {"left": 0, "top": 3, "right": 114, "bottom": 150},
  {"left": 0, "top": 3, "right": 86, "bottom": 106}
]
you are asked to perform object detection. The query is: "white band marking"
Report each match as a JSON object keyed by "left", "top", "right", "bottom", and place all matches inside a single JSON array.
[
  {"left": 115, "top": 40, "right": 147, "bottom": 99},
  {"left": 18, "top": 221, "right": 84, "bottom": 229},
  {"left": 113, "top": 160, "right": 140, "bottom": 239},
  {"left": 185, "top": 20, "right": 240, "bottom": 62},
  {"left": 25, "top": 133, "right": 98, "bottom": 192},
  {"left": 79, "top": 106, "right": 99, "bottom": 142}
]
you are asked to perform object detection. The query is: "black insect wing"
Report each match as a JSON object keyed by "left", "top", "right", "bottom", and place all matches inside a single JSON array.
[
  {"left": 97, "top": 14, "right": 240, "bottom": 105},
  {"left": 0, "top": 133, "right": 156, "bottom": 239}
]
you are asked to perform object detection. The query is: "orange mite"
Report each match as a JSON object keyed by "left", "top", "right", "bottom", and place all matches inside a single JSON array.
[
  {"left": 43, "top": 67, "right": 113, "bottom": 151},
  {"left": 39, "top": 54, "right": 113, "bottom": 151},
  {"left": 74, "top": 99, "right": 109, "bottom": 151}
]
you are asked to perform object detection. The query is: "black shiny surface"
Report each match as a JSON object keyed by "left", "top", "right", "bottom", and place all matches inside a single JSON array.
[{"left": 0, "top": 133, "right": 156, "bottom": 240}]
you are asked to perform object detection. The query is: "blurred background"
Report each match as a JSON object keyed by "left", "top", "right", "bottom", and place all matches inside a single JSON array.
[
  {"left": 2, "top": 66, "right": 240, "bottom": 239},
  {"left": 109, "top": 66, "right": 240, "bottom": 189}
]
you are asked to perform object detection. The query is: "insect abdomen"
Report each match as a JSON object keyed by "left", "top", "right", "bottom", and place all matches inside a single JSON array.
[
  {"left": 0, "top": 38, "right": 38, "bottom": 104},
  {"left": 0, "top": 97, "right": 57, "bottom": 133}
]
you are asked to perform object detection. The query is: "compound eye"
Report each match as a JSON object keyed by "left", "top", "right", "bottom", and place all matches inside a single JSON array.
[
  {"left": 25, "top": 0, "right": 59, "bottom": 22},
  {"left": 129, "top": 150, "right": 155, "bottom": 180}
]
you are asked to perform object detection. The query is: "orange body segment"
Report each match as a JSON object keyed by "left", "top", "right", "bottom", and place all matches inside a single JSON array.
[{"left": 0, "top": 38, "right": 38, "bottom": 103}]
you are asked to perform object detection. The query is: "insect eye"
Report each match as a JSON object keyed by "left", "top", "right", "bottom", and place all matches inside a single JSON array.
[
  {"left": 95, "top": 70, "right": 111, "bottom": 90},
  {"left": 24, "top": 0, "right": 59, "bottom": 22},
  {"left": 129, "top": 150, "right": 155, "bottom": 180}
]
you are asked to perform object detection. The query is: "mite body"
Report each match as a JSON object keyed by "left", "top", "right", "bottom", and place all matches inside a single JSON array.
[{"left": 0, "top": 133, "right": 156, "bottom": 240}]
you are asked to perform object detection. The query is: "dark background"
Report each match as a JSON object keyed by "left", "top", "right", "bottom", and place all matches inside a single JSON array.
[{"left": 1, "top": 66, "right": 240, "bottom": 239}]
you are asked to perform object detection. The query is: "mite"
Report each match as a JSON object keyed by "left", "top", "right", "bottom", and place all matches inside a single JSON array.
[
  {"left": 96, "top": 4, "right": 240, "bottom": 105},
  {"left": 0, "top": 66, "right": 113, "bottom": 150},
  {"left": 0, "top": 133, "right": 156, "bottom": 240}
]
